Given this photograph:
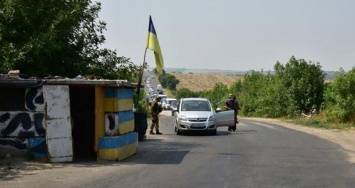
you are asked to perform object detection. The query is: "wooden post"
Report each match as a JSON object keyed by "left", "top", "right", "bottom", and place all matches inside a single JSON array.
[{"left": 135, "top": 48, "right": 148, "bottom": 109}]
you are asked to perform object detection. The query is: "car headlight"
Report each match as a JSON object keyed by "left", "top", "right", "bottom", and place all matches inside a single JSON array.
[
  {"left": 179, "top": 115, "right": 188, "bottom": 121},
  {"left": 208, "top": 115, "right": 215, "bottom": 121}
]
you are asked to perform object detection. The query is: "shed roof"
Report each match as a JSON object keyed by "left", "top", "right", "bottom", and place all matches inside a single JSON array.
[{"left": 0, "top": 74, "right": 139, "bottom": 88}]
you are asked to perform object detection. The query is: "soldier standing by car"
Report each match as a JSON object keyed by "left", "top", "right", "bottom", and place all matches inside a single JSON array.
[
  {"left": 225, "top": 94, "right": 240, "bottom": 131},
  {"left": 233, "top": 95, "right": 240, "bottom": 124},
  {"left": 149, "top": 97, "right": 163, "bottom": 135}
]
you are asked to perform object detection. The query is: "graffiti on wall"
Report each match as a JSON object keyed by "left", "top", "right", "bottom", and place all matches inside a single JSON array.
[
  {"left": 25, "top": 87, "right": 44, "bottom": 112},
  {"left": 0, "top": 88, "right": 46, "bottom": 149},
  {"left": 0, "top": 137, "right": 28, "bottom": 149},
  {"left": 0, "top": 112, "right": 45, "bottom": 137}
]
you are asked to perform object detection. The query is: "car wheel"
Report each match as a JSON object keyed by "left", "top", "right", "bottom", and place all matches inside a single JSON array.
[{"left": 175, "top": 124, "right": 182, "bottom": 135}]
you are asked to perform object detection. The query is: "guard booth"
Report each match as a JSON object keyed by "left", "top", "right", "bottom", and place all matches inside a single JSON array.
[{"left": 0, "top": 75, "right": 142, "bottom": 162}]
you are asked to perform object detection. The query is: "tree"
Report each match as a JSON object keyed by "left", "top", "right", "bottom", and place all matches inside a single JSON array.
[
  {"left": 236, "top": 57, "right": 325, "bottom": 118},
  {"left": 274, "top": 56, "right": 325, "bottom": 117},
  {"left": 159, "top": 73, "right": 179, "bottom": 91},
  {"left": 176, "top": 88, "right": 201, "bottom": 99},
  {"left": 0, "top": 0, "right": 138, "bottom": 79},
  {"left": 238, "top": 70, "right": 269, "bottom": 116},
  {"left": 204, "top": 83, "right": 228, "bottom": 105},
  {"left": 90, "top": 49, "right": 138, "bottom": 81},
  {"left": 323, "top": 68, "right": 355, "bottom": 123}
]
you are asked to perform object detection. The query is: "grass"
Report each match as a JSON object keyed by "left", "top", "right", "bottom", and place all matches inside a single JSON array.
[
  {"left": 0, "top": 156, "right": 15, "bottom": 171},
  {"left": 162, "top": 88, "right": 175, "bottom": 98},
  {"left": 285, "top": 117, "right": 355, "bottom": 131},
  {"left": 23, "top": 148, "right": 35, "bottom": 160}
]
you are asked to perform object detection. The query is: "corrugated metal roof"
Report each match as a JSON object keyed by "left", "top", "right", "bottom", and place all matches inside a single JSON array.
[{"left": 0, "top": 74, "right": 139, "bottom": 88}]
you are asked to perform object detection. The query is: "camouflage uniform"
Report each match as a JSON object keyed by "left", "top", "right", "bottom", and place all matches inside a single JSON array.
[{"left": 149, "top": 98, "right": 163, "bottom": 134}]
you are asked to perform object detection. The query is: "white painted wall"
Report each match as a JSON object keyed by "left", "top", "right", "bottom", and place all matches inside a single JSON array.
[{"left": 43, "top": 85, "right": 73, "bottom": 162}]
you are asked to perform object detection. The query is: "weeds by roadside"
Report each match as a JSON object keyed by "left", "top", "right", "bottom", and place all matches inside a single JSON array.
[{"left": 285, "top": 117, "right": 355, "bottom": 131}]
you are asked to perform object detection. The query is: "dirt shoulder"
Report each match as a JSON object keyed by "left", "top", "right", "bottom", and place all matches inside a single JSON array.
[
  {"left": 244, "top": 117, "right": 355, "bottom": 164},
  {"left": 0, "top": 157, "right": 55, "bottom": 180}
]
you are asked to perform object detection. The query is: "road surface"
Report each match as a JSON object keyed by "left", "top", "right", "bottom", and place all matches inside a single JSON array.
[{"left": 2, "top": 112, "right": 355, "bottom": 188}]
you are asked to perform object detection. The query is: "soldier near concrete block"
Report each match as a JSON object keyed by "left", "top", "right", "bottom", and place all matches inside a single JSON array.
[{"left": 149, "top": 97, "right": 163, "bottom": 135}]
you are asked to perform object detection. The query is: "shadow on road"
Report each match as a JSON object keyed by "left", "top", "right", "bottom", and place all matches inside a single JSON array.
[{"left": 123, "top": 138, "right": 203, "bottom": 165}]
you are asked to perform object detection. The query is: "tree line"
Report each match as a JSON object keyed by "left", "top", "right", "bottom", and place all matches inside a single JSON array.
[
  {"left": 0, "top": 0, "right": 138, "bottom": 81},
  {"left": 173, "top": 56, "right": 355, "bottom": 124}
]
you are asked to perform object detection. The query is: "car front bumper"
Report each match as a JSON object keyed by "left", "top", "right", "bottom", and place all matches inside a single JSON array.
[{"left": 177, "top": 121, "right": 216, "bottom": 131}]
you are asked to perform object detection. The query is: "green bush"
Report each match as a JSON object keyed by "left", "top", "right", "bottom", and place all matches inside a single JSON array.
[{"left": 323, "top": 68, "right": 355, "bottom": 123}]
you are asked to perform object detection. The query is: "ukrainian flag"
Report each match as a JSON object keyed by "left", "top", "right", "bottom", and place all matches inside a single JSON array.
[{"left": 146, "top": 16, "right": 164, "bottom": 74}]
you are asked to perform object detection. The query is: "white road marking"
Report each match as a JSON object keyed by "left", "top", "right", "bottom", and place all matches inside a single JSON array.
[{"left": 253, "top": 122, "right": 275, "bottom": 129}]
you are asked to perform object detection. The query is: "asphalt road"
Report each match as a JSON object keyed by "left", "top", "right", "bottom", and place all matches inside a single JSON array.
[{"left": 2, "top": 112, "right": 355, "bottom": 188}]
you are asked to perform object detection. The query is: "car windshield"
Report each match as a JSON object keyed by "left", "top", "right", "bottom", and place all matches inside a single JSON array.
[
  {"left": 181, "top": 100, "right": 211, "bottom": 111},
  {"left": 169, "top": 100, "right": 177, "bottom": 106}
]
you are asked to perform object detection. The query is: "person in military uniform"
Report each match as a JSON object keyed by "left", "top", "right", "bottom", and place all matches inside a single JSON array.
[
  {"left": 149, "top": 97, "right": 163, "bottom": 135},
  {"left": 225, "top": 94, "right": 240, "bottom": 131}
]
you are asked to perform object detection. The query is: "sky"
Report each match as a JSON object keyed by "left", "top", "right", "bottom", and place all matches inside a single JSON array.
[{"left": 98, "top": 0, "right": 355, "bottom": 72}]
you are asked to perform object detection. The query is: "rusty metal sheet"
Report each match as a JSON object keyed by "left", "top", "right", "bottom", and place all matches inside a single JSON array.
[{"left": 43, "top": 85, "right": 73, "bottom": 162}]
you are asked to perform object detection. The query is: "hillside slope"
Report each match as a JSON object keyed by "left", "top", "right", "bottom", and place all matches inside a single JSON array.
[{"left": 170, "top": 73, "right": 241, "bottom": 92}]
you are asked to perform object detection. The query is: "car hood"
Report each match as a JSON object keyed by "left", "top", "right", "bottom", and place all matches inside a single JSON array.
[{"left": 179, "top": 111, "right": 214, "bottom": 118}]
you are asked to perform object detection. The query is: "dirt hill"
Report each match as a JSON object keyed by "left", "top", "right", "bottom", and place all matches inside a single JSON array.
[{"left": 170, "top": 73, "right": 241, "bottom": 92}]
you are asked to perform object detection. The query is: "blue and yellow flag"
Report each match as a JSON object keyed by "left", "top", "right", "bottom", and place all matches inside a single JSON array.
[{"left": 146, "top": 16, "right": 164, "bottom": 74}]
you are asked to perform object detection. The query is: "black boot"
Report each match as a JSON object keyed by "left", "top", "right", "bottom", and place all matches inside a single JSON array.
[
  {"left": 156, "top": 130, "right": 163, "bottom": 135},
  {"left": 149, "top": 130, "right": 155, "bottom": 135}
]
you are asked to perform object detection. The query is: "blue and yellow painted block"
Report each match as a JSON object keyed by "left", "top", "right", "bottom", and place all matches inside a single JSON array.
[
  {"left": 104, "top": 111, "right": 134, "bottom": 135},
  {"left": 117, "top": 111, "right": 134, "bottom": 135},
  {"left": 104, "top": 88, "right": 133, "bottom": 112},
  {"left": 98, "top": 135, "right": 126, "bottom": 161},
  {"left": 98, "top": 132, "right": 138, "bottom": 161},
  {"left": 28, "top": 137, "right": 47, "bottom": 159},
  {"left": 125, "top": 132, "right": 138, "bottom": 157}
]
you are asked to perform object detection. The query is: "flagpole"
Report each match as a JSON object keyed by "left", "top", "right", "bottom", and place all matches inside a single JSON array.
[{"left": 135, "top": 48, "right": 148, "bottom": 110}]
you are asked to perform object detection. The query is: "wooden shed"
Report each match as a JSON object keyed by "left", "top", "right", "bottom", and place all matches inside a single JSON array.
[{"left": 0, "top": 75, "right": 141, "bottom": 162}]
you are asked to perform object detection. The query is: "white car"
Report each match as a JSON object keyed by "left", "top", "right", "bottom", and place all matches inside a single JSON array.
[
  {"left": 174, "top": 98, "right": 235, "bottom": 135},
  {"left": 162, "top": 98, "right": 177, "bottom": 110},
  {"left": 157, "top": 94, "right": 167, "bottom": 99},
  {"left": 156, "top": 84, "right": 162, "bottom": 91},
  {"left": 157, "top": 94, "right": 167, "bottom": 105}
]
